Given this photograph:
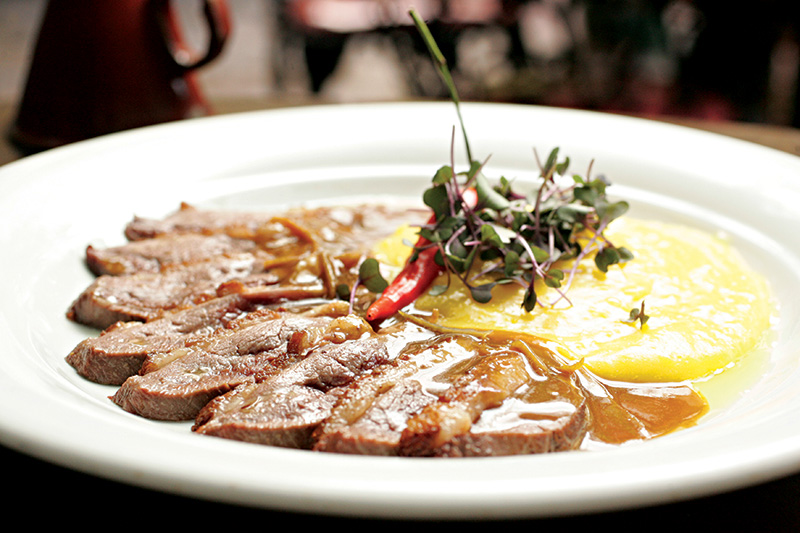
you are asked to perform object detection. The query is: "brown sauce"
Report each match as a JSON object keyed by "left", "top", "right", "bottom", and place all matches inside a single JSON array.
[{"left": 371, "top": 313, "right": 708, "bottom": 451}]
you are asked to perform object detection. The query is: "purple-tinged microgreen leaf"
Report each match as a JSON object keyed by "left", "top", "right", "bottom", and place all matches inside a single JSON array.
[
  {"left": 432, "top": 165, "right": 454, "bottom": 185},
  {"left": 522, "top": 285, "right": 538, "bottom": 312},
  {"left": 623, "top": 300, "right": 650, "bottom": 329},
  {"left": 480, "top": 224, "right": 504, "bottom": 248},
  {"left": 476, "top": 171, "right": 511, "bottom": 210},
  {"left": 335, "top": 283, "right": 351, "bottom": 301},
  {"left": 596, "top": 200, "right": 630, "bottom": 224},
  {"left": 423, "top": 184, "right": 450, "bottom": 218},
  {"left": 529, "top": 245, "right": 550, "bottom": 263},
  {"left": 359, "top": 258, "right": 389, "bottom": 293},
  {"left": 503, "top": 250, "right": 521, "bottom": 276},
  {"left": 429, "top": 283, "right": 450, "bottom": 296},
  {"left": 544, "top": 268, "right": 565, "bottom": 288},
  {"left": 617, "top": 246, "right": 634, "bottom": 263},
  {"left": 594, "top": 247, "right": 621, "bottom": 273},
  {"left": 556, "top": 157, "right": 570, "bottom": 175},
  {"left": 469, "top": 282, "right": 496, "bottom": 304}
]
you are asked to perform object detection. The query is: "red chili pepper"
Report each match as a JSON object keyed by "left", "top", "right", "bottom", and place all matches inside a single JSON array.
[{"left": 365, "top": 187, "right": 478, "bottom": 323}]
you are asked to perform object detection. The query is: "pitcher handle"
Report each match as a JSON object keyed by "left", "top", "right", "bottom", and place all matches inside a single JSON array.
[{"left": 155, "top": 0, "right": 232, "bottom": 72}]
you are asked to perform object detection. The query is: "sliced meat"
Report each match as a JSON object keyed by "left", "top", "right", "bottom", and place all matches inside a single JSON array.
[
  {"left": 396, "top": 352, "right": 536, "bottom": 456},
  {"left": 440, "top": 391, "right": 588, "bottom": 457},
  {"left": 313, "top": 378, "right": 434, "bottom": 456},
  {"left": 112, "top": 310, "right": 360, "bottom": 421},
  {"left": 66, "top": 294, "right": 257, "bottom": 385},
  {"left": 70, "top": 218, "right": 382, "bottom": 331},
  {"left": 124, "top": 203, "right": 276, "bottom": 241},
  {"left": 276, "top": 204, "right": 429, "bottom": 258},
  {"left": 62, "top": 203, "right": 710, "bottom": 456},
  {"left": 122, "top": 203, "right": 426, "bottom": 251},
  {"left": 86, "top": 233, "right": 260, "bottom": 276},
  {"left": 398, "top": 351, "right": 587, "bottom": 457},
  {"left": 68, "top": 249, "right": 361, "bottom": 330},
  {"left": 315, "top": 332, "right": 588, "bottom": 457},
  {"left": 192, "top": 318, "right": 390, "bottom": 448},
  {"left": 66, "top": 254, "right": 266, "bottom": 329},
  {"left": 312, "top": 332, "right": 470, "bottom": 455},
  {"left": 138, "top": 299, "right": 352, "bottom": 375},
  {"left": 122, "top": 203, "right": 429, "bottom": 273}
]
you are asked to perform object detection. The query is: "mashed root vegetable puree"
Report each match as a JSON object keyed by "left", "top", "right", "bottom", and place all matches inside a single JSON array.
[{"left": 374, "top": 217, "right": 773, "bottom": 384}]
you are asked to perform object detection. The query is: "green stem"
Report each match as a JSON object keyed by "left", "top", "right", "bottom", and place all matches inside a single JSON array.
[{"left": 409, "top": 9, "right": 473, "bottom": 164}]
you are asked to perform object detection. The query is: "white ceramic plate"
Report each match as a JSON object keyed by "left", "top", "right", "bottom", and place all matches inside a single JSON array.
[{"left": 1, "top": 102, "right": 800, "bottom": 520}]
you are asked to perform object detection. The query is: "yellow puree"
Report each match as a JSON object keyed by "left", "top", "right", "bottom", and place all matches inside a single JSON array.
[{"left": 372, "top": 218, "right": 773, "bottom": 384}]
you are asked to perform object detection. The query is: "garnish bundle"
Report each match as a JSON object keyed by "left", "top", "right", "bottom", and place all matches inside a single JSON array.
[
  {"left": 418, "top": 150, "right": 633, "bottom": 312},
  {"left": 359, "top": 10, "right": 633, "bottom": 323}
]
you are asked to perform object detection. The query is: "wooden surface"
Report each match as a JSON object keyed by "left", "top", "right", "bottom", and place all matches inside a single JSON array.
[{"left": 1, "top": 98, "right": 800, "bottom": 525}]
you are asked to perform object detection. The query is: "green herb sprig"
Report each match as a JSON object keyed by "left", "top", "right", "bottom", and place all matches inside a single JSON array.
[
  {"left": 338, "top": 257, "right": 389, "bottom": 312},
  {"left": 406, "top": 9, "right": 633, "bottom": 312}
]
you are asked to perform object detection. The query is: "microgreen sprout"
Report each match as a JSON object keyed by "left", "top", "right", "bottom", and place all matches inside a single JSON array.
[
  {"left": 358, "top": 258, "right": 389, "bottom": 294},
  {"left": 623, "top": 301, "right": 650, "bottom": 329},
  {"left": 338, "top": 257, "right": 389, "bottom": 314},
  {"left": 399, "top": 9, "right": 634, "bottom": 312}
]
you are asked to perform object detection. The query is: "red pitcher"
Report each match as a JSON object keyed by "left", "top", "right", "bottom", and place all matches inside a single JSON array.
[{"left": 10, "top": 0, "right": 231, "bottom": 152}]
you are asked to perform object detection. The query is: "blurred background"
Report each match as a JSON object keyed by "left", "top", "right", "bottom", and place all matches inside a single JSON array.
[{"left": 1, "top": 0, "right": 799, "bottom": 151}]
